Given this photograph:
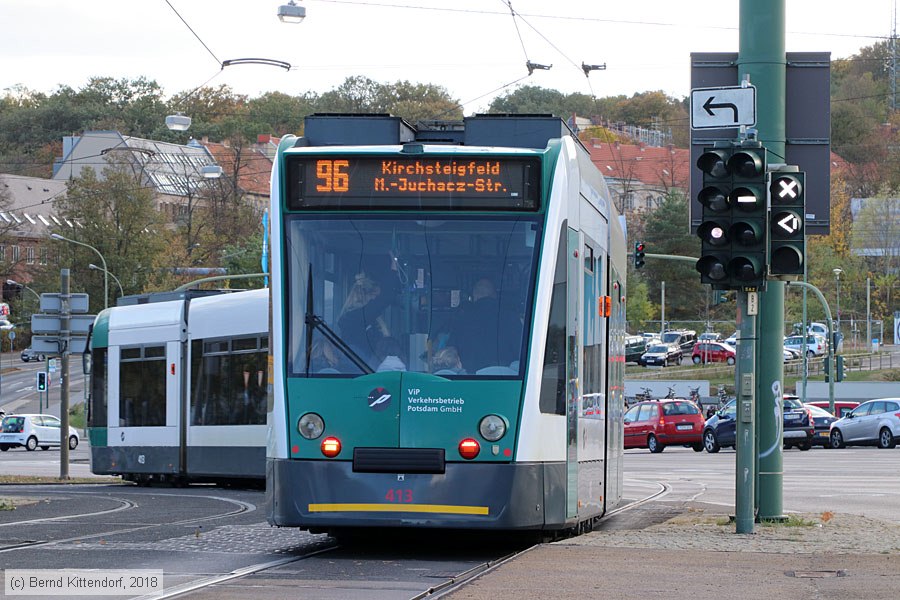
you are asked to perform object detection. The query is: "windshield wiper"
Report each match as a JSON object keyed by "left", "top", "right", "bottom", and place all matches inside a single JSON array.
[{"left": 304, "top": 268, "right": 373, "bottom": 375}]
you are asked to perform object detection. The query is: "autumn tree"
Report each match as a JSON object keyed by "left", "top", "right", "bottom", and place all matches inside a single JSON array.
[{"left": 47, "top": 164, "right": 167, "bottom": 311}]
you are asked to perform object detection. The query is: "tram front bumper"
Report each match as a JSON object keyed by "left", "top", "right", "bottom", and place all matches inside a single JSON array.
[{"left": 266, "top": 457, "right": 568, "bottom": 531}]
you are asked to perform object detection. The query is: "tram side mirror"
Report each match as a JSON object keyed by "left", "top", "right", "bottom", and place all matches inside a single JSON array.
[{"left": 82, "top": 352, "right": 92, "bottom": 376}]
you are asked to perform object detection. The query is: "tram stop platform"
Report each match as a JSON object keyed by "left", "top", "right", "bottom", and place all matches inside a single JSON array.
[{"left": 446, "top": 500, "right": 900, "bottom": 600}]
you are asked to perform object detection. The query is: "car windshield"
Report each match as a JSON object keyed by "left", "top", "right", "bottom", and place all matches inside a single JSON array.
[
  {"left": 648, "top": 345, "right": 669, "bottom": 353},
  {"left": 661, "top": 332, "right": 680, "bottom": 343},
  {"left": 662, "top": 401, "right": 699, "bottom": 416},
  {"left": 805, "top": 404, "right": 831, "bottom": 417},
  {"left": 783, "top": 397, "right": 803, "bottom": 410}
]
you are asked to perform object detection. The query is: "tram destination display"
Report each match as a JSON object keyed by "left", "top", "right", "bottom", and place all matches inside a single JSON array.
[{"left": 287, "top": 155, "right": 541, "bottom": 210}]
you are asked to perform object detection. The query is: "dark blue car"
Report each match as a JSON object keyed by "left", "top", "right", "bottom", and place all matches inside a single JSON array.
[
  {"left": 703, "top": 400, "right": 737, "bottom": 452},
  {"left": 703, "top": 396, "right": 815, "bottom": 453}
]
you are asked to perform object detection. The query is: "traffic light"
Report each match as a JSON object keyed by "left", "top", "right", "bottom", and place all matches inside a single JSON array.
[
  {"left": 824, "top": 355, "right": 845, "bottom": 382},
  {"left": 36, "top": 371, "right": 47, "bottom": 392},
  {"left": 768, "top": 170, "right": 806, "bottom": 278},
  {"left": 634, "top": 241, "right": 646, "bottom": 269},
  {"left": 695, "top": 144, "right": 768, "bottom": 289}
]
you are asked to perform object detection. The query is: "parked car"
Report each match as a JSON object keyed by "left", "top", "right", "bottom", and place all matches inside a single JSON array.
[
  {"left": 703, "top": 396, "right": 814, "bottom": 452},
  {"left": 805, "top": 403, "right": 839, "bottom": 447},
  {"left": 698, "top": 332, "right": 721, "bottom": 342},
  {"left": 20, "top": 348, "right": 46, "bottom": 362},
  {"left": 807, "top": 400, "right": 859, "bottom": 418},
  {"left": 829, "top": 398, "right": 900, "bottom": 449},
  {"left": 783, "top": 347, "right": 802, "bottom": 361},
  {"left": 0, "top": 320, "right": 14, "bottom": 332},
  {"left": 624, "top": 399, "right": 705, "bottom": 453},
  {"left": 0, "top": 414, "right": 79, "bottom": 451},
  {"left": 782, "top": 395, "right": 816, "bottom": 450},
  {"left": 691, "top": 341, "right": 736, "bottom": 365},
  {"left": 661, "top": 330, "right": 697, "bottom": 353},
  {"left": 723, "top": 331, "right": 738, "bottom": 346},
  {"left": 784, "top": 334, "right": 827, "bottom": 357},
  {"left": 638, "top": 343, "right": 682, "bottom": 367},
  {"left": 702, "top": 399, "right": 737, "bottom": 452},
  {"left": 625, "top": 335, "right": 648, "bottom": 364}
]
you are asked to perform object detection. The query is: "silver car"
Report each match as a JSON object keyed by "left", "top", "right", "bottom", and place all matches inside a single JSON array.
[{"left": 829, "top": 398, "right": 900, "bottom": 449}]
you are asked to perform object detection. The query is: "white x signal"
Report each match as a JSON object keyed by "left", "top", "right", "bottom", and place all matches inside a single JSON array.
[{"left": 777, "top": 179, "right": 798, "bottom": 199}]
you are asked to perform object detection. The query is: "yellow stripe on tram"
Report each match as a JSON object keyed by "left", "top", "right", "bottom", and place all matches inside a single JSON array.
[{"left": 308, "top": 503, "right": 489, "bottom": 516}]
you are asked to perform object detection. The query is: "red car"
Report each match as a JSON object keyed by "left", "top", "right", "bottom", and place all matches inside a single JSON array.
[
  {"left": 806, "top": 400, "right": 860, "bottom": 419},
  {"left": 691, "top": 341, "right": 736, "bottom": 365},
  {"left": 624, "top": 399, "right": 706, "bottom": 453}
]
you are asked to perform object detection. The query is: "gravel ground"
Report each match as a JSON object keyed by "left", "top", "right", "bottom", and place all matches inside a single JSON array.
[{"left": 568, "top": 504, "right": 900, "bottom": 554}]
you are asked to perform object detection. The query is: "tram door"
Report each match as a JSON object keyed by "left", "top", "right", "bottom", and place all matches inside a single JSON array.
[
  {"left": 565, "top": 228, "right": 580, "bottom": 519},
  {"left": 106, "top": 302, "right": 184, "bottom": 476},
  {"left": 579, "top": 231, "right": 607, "bottom": 517}
]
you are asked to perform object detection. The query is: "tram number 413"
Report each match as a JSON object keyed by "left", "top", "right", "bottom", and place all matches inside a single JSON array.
[
  {"left": 316, "top": 159, "right": 350, "bottom": 192},
  {"left": 385, "top": 488, "right": 414, "bottom": 503}
]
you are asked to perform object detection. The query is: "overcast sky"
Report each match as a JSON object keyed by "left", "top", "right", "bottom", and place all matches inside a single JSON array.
[{"left": 0, "top": 0, "right": 894, "bottom": 113}]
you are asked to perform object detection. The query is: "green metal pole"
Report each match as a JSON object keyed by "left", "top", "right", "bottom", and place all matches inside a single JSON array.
[
  {"left": 735, "top": 292, "right": 757, "bottom": 533},
  {"left": 739, "top": 0, "right": 786, "bottom": 521},
  {"left": 786, "top": 282, "right": 836, "bottom": 413}
]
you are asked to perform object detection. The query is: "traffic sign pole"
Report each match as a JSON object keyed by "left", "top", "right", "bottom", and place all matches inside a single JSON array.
[
  {"left": 740, "top": 0, "right": 786, "bottom": 523},
  {"left": 59, "top": 269, "right": 70, "bottom": 480}
]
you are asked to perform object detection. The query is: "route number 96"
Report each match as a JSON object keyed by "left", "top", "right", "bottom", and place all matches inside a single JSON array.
[{"left": 315, "top": 159, "right": 350, "bottom": 192}]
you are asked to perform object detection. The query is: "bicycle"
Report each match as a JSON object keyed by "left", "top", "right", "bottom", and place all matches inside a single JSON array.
[{"left": 635, "top": 387, "right": 654, "bottom": 403}]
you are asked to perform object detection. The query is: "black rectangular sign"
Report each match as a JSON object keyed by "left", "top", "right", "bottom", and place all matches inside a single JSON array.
[{"left": 286, "top": 155, "right": 541, "bottom": 210}]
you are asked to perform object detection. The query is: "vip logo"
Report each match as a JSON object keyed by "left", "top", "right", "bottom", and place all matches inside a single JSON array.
[{"left": 367, "top": 387, "right": 392, "bottom": 411}]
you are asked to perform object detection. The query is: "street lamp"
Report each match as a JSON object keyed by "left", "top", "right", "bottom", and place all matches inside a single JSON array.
[
  {"left": 6, "top": 279, "right": 40, "bottom": 304},
  {"left": 833, "top": 268, "right": 843, "bottom": 334},
  {"left": 277, "top": 0, "right": 306, "bottom": 23},
  {"left": 51, "top": 233, "right": 109, "bottom": 310},
  {"left": 89, "top": 264, "right": 124, "bottom": 300}
]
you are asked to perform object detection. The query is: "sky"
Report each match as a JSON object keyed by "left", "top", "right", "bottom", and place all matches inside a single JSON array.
[{"left": 0, "top": 0, "right": 895, "bottom": 114}]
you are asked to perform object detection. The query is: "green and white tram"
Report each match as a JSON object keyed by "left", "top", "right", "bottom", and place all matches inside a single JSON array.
[
  {"left": 268, "top": 114, "right": 626, "bottom": 533},
  {"left": 88, "top": 289, "right": 268, "bottom": 484}
]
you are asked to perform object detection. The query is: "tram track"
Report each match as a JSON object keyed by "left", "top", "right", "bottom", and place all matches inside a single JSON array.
[
  {"left": 148, "top": 481, "right": 675, "bottom": 600},
  {"left": 0, "top": 488, "right": 256, "bottom": 555}
]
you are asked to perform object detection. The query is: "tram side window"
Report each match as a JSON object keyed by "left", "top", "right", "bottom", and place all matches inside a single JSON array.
[
  {"left": 89, "top": 347, "right": 108, "bottom": 428},
  {"left": 191, "top": 337, "right": 267, "bottom": 426},
  {"left": 540, "top": 223, "right": 567, "bottom": 415},
  {"left": 119, "top": 345, "right": 166, "bottom": 427}
]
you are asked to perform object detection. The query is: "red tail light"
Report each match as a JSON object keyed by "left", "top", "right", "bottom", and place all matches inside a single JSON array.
[
  {"left": 320, "top": 436, "right": 341, "bottom": 458},
  {"left": 458, "top": 438, "right": 480, "bottom": 460}
]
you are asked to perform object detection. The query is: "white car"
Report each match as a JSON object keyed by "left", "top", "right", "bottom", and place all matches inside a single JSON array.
[
  {"left": 783, "top": 334, "right": 827, "bottom": 357},
  {"left": 0, "top": 414, "right": 79, "bottom": 451},
  {"left": 829, "top": 398, "right": 900, "bottom": 449}
]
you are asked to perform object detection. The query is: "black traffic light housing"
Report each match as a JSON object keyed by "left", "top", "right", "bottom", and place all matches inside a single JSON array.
[
  {"left": 695, "top": 143, "right": 768, "bottom": 290},
  {"left": 36, "top": 371, "right": 47, "bottom": 392},
  {"left": 768, "top": 169, "right": 806, "bottom": 278},
  {"left": 634, "top": 241, "right": 646, "bottom": 269}
]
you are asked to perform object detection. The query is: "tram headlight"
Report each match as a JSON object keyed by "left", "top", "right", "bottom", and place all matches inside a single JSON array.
[
  {"left": 298, "top": 413, "right": 325, "bottom": 440},
  {"left": 478, "top": 414, "right": 507, "bottom": 442}
]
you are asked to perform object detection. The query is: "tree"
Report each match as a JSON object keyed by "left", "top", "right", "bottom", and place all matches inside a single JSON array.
[
  {"left": 625, "top": 280, "right": 655, "bottom": 333},
  {"left": 639, "top": 190, "right": 703, "bottom": 321},
  {"left": 48, "top": 164, "right": 167, "bottom": 311}
]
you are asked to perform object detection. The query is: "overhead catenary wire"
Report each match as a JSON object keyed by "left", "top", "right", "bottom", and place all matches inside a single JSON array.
[{"left": 164, "top": 0, "right": 222, "bottom": 67}]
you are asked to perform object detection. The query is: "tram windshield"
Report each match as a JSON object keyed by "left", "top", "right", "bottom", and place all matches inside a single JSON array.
[{"left": 285, "top": 215, "right": 541, "bottom": 378}]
